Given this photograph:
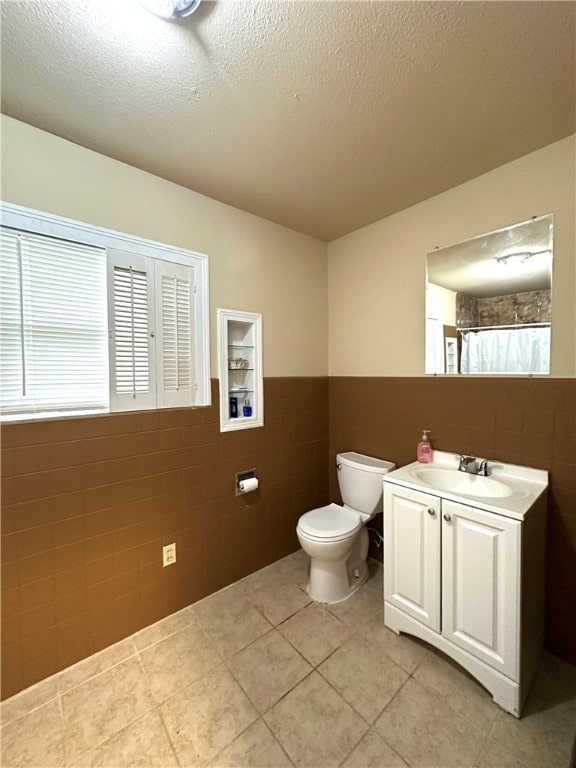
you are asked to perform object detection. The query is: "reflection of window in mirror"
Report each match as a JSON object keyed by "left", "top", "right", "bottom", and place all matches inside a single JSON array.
[
  {"left": 425, "top": 283, "right": 455, "bottom": 373},
  {"left": 425, "top": 315, "right": 445, "bottom": 373},
  {"left": 426, "top": 215, "right": 553, "bottom": 376},
  {"left": 445, "top": 338, "right": 458, "bottom": 374}
]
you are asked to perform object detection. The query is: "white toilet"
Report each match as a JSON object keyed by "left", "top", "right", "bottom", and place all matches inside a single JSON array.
[{"left": 296, "top": 452, "right": 395, "bottom": 603}]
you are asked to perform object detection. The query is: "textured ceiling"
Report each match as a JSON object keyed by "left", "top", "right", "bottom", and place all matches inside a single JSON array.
[{"left": 1, "top": 1, "right": 574, "bottom": 241}]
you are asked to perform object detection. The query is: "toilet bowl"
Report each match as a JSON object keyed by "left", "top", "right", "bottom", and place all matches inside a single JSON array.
[{"left": 297, "top": 452, "right": 395, "bottom": 604}]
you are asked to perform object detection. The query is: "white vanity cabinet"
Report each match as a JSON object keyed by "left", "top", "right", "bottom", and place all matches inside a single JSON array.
[{"left": 383, "top": 458, "right": 547, "bottom": 718}]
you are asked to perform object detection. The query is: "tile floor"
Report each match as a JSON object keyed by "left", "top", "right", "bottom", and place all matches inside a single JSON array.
[{"left": 1, "top": 550, "right": 575, "bottom": 768}]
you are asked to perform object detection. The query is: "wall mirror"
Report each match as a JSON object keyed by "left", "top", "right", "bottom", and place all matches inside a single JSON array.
[{"left": 425, "top": 214, "right": 553, "bottom": 375}]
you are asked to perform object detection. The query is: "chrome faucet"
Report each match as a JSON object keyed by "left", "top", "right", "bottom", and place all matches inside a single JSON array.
[{"left": 458, "top": 454, "right": 489, "bottom": 476}]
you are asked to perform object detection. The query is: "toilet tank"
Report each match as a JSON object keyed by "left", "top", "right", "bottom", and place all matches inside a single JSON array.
[{"left": 337, "top": 452, "right": 396, "bottom": 518}]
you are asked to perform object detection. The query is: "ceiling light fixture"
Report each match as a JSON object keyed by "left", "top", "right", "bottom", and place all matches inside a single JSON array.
[
  {"left": 495, "top": 249, "right": 550, "bottom": 266},
  {"left": 496, "top": 252, "right": 532, "bottom": 265},
  {"left": 137, "top": 0, "right": 201, "bottom": 20}
]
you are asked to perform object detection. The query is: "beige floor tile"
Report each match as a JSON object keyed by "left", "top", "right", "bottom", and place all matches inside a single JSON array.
[
  {"left": 342, "top": 729, "right": 408, "bottom": 768},
  {"left": 278, "top": 602, "right": 353, "bottom": 667},
  {"left": 188, "top": 581, "right": 247, "bottom": 611},
  {"left": 318, "top": 634, "right": 408, "bottom": 722},
  {"left": 0, "top": 700, "right": 65, "bottom": 768},
  {"left": 272, "top": 550, "right": 310, "bottom": 589},
  {"left": 160, "top": 664, "right": 258, "bottom": 767},
  {"left": 61, "top": 655, "right": 155, "bottom": 762},
  {"left": 7, "top": 550, "right": 575, "bottom": 768},
  {"left": 208, "top": 720, "right": 293, "bottom": 768},
  {"left": 529, "top": 651, "right": 576, "bottom": 710},
  {"left": 72, "top": 709, "right": 178, "bottom": 767},
  {"left": 374, "top": 678, "right": 485, "bottom": 768},
  {"left": 264, "top": 671, "right": 368, "bottom": 768},
  {"left": 490, "top": 693, "right": 575, "bottom": 767},
  {"left": 247, "top": 576, "right": 311, "bottom": 625},
  {"left": 236, "top": 563, "right": 281, "bottom": 595},
  {"left": 238, "top": 551, "right": 309, "bottom": 595},
  {"left": 1, "top": 675, "right": 59, "bottom": 728},
  {"left": 139, "top": 624, "right": 221, "bottom": 703},
  {"left": 474, "top": 737, "right": 525, "bottom": 768},
  {"left": 358, "top": 619, "right": 429, "bottom": 674},
  {"left": 413, "top": 649, "right": 500, "bottom": 733},
  {"left": 362, "top": 560, "right": 384, "bottom": 598},
  {"left": 191, "top": 587, "right": 273, "bottom": 658},
  {"left": 227, "top": 629, "right": 312, "bottom": 714},
  {"left": 326, "top": 588, "right": 383, "bottom": 629},
  {"left": 59, "top": 637, "right": 137, "bottom": 693},
  {"left": 132, "top": 608, "right": 197, "bottom": 652}
]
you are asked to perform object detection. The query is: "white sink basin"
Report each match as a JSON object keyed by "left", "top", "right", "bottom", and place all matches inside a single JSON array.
[
  {"left": 383, "top": 451, "right": 548, "bottom": 519},
  {"left": 408, "top": 467, "right": 516, "bottom": 498}
]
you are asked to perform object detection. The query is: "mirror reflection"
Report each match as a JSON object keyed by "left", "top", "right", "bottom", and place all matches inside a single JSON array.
[{"left": 425, "top": 215, "right": 553, "bottom": 375}]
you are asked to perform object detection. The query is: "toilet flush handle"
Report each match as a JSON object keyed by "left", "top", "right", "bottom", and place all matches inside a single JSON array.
[{"left": 337, "top": 463, "right": 342, "bottom": 470}]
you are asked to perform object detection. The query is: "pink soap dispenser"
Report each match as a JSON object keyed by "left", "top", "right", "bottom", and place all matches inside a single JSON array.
[{"left": 417, "top": 429, "right": 434, "bottom": 463}]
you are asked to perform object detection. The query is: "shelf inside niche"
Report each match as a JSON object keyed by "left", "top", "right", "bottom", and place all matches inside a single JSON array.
[{"left": 217, "top": 308, "right": 263, "bottom": 433}]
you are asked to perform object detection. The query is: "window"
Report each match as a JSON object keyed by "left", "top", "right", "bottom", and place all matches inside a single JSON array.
[
  {"left": 0, "top": 230, "right": 108, "bottom": 416},
  {"left": 0, "top": 203, "right": 210, "bottom": 419}
]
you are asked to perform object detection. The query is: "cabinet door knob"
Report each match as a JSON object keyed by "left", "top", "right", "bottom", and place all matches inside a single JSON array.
[
  {"left": 443, "top": 514, "right": 451, "bottom": 522},
  {"left": 427, "top": 508, "right": 435, "bottom": 516}
]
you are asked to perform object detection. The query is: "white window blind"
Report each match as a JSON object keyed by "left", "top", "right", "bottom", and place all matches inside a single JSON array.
[
  {"left": 0, "top": 231, "right": 23, "bottom": 407},
  {"left": 108, "top": 251, "right": 156, "bottom": 411},
  {"left": 0, "top": 229, "right": 108, "bottom": 416},
  {"left": 155, "top": 260, "right": 195, "bottom": 408},
  {"left": 1, "top": 203, "right": 211, "bottom": 419}
]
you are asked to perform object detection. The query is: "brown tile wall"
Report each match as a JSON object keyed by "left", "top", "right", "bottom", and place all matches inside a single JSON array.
[
  {"left": 0, "top": 378, "right": 329, "bottom": 699},
  {"left": 329, "top": 376, "right": 576, "bottom": 665},
  {"left": 2, "top": 374, "right": 574, "bottom": 698}
]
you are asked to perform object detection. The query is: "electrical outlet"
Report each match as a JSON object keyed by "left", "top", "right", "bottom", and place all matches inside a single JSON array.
[{"left": 162, "top": 543, "right": 176, "bottom": 567}]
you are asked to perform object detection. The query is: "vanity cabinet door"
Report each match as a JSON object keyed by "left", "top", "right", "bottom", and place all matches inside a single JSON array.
[
  {"left": 441, "top": 500, "right": 520, "bottom": 680},
  {"left": 384, "top": 484, "right": 441, "bottom": 632}
]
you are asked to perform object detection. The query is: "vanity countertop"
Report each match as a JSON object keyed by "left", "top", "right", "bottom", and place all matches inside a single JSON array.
[{"left": 383, "top": 451, "right": 548, "bottom": 521}]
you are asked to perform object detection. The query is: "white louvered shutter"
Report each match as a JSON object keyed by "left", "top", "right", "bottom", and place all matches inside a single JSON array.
[
  {"left": 108, "top": 251, "right": 156, "bottom": 411},
  {"left": 155, "top": 260, "right": 195, "bottom": 408},
  {"left": 0, "top": 228, "right": 108, "bottom": 417}
]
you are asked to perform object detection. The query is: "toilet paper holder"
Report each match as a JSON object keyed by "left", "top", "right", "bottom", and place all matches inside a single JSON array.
[{"left": 236, "top": 469, "right": 258, "bottom": 496}]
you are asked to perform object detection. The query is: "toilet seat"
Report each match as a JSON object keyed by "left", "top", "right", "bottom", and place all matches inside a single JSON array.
[{"left": 297, "top": 503, "right": 361, "bottom": 542}]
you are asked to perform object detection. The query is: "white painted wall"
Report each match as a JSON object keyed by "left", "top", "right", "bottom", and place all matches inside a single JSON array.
[
  {"left": 328, "top": 135, "right": 575, "bottom": 377},
  {"left": 0, "top": 116, "right": 328, "bottom": 378},
  {"left": 2, "top": 117, "right": 573, "bottom": 379},
  {"left": 427, "top": 283, "right": 457, "bottom": 327}
]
